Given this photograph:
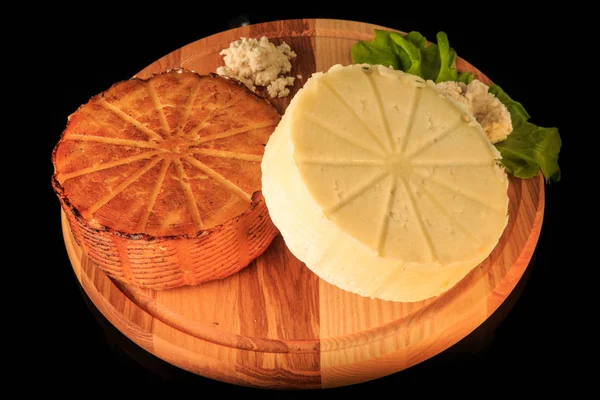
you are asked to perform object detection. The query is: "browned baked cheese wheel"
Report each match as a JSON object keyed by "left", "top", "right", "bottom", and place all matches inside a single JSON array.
[{"left": 52, "top": 69, "right": 281, "bottom": 289}]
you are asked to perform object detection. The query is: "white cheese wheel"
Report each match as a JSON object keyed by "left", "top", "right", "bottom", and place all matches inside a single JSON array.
[{"left": 261, "top": 64, "right": 509, "bottom": 302}]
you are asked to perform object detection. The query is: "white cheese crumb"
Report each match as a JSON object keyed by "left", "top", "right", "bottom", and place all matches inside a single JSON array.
[
  {"left": 434, "top": 79, "right": 513, "bottom": 144},
  {"left": 267, "top": 76, "right": 296, "bottom": 98},
  {"left": 216, "top": 36, "right": 297, "bottom": 98}
]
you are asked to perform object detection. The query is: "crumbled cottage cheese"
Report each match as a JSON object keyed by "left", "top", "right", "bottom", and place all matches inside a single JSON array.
[
  {"left": 434, "top": 79, "right": 512, "bottom": 144},
  {"left": 216, "top": 36, "right": 297, "bottom": 98}
]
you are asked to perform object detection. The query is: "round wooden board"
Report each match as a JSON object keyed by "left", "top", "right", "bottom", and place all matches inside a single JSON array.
[{"left": 61, "top": 19, "right": 545, "bottom": 389}]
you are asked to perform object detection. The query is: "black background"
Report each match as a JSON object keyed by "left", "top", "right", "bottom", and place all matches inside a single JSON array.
[{"left": 30, "top": 4, "right": 574, "bottom": 396}]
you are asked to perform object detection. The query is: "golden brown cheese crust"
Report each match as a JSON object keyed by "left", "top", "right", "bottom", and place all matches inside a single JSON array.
[{"left": 52, "top": 69, "right": 281, "bottom": 289}]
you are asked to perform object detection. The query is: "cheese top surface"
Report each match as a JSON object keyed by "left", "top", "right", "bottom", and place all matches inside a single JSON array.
[{"left": 261, "top": 64, "right": 509, "bottom": 302}]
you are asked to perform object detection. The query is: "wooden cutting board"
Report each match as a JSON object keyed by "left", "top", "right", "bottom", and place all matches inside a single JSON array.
[{"left": 60, "top": 18, "right": 545, "bottom": 389}]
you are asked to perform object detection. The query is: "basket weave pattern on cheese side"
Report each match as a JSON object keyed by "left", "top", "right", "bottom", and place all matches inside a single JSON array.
[
  {"left": 262, "top": 64, "right": 509, "bottom": 302},
  {"left": 52, "top": 69, "right": 281, "bottom": 289}
]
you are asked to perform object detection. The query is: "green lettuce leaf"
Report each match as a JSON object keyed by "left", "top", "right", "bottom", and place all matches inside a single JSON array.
[
  {"left": 495, "top": 122, "right": 562, "bottom": 183},
  {"left": 458, "top": 71, "right": 475, "bottom": 84},
  {"left": 488, "top": 84, "right": 561, "bottom": 182},
  {"left": 351, "top": 30, "right": 402, "bottom": 70},
  {"left": 435, "top": 32, "right": 458, "bottom": 82},
  {"left": 389, "top": 32, "right": 423, "bottom": 76},
  {"left": 420, "top": 42, "right": 441, "bottom": 81},
  {"left": 350, "top": 29, "right": 562, "bottom": 184},
  {"left": 404, "top": 31, "right": 427, "bottom": 49},
  {"left": 488, "top": 84, "right": 530, "bottom": 127}
]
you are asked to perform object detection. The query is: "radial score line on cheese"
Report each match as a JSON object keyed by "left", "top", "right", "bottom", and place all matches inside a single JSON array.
[{"left": 261, "top": 64, "right": 510, "bottom": 302}]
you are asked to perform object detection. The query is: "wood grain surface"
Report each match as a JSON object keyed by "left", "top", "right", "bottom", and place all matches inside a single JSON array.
[{"left": 60, "top": 18, "right": 545, "bottom": 389}]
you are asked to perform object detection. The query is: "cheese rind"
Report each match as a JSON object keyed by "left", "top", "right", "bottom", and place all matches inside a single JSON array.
[{"left": 262, "top": 64, "right": 509, "bottom": 302}]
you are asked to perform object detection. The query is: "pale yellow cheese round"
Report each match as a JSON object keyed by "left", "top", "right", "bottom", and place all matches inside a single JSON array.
[{"left": 261, "top": 64, "right": 509, "bottom": 302}]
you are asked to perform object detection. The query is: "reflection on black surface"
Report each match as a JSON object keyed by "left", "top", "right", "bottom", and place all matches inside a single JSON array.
[{"left": 72, "top": 249, "right": 535, "bottom": 391}]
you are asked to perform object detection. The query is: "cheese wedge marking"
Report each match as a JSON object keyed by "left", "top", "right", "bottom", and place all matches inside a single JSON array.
[
  {"left": 172, "top": 79, "right": 203, "bottom": 137},
  {"left": 99, "top": 99, "right": 164, "bottom": 141},
  {"left": 189, "top": 148, "right": 263, "bottom": 162},
  {"left": 365, "top": 71, "right": 395, "bottom": 152},
  {"left": 146, "top": 80, "right": 171, "bottom": 137},
  {"left": 320, "top": 80, "right": 388, "bottom": 153},
  {"left": 173, "top": 157, "right": 204, "bottom": 228},
  {"left": 194, "top": 121, "right": 276, "bottom": 144},
  {"left": 57, "top": 150, "right": 163, "bottom": 183},
  {"left": 137, "top": 158, "right": 171, "bottom": 231},
  {"left": 63, "top": 134, "right": 161, "bottom": 149},
  {"left": 84, "top": 155, "right": 163, "bottom": 218},
  {"left": 409, "top": 176, "right": 481, "bottom": 244},
  {"left": 181, "top": 91, "right": 247, "bottom": 139},
  {"left": 397, "top": 82, "right": 421, "bottom": 155},
  {"left": 404, "top": 120, "right": 463, "bottom": 159},
  {"left": 183, "top": 156, "right": 253, "bottom": 203},
  {"left": 400, "top": 175, "right": 438, "bottom": 261}
]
